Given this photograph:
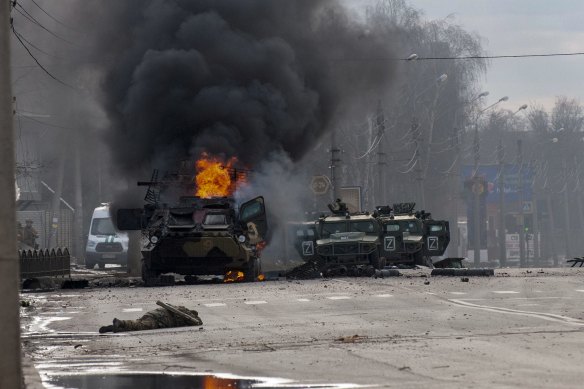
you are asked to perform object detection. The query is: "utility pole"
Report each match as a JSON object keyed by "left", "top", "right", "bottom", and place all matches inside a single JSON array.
[
  {"left": 518, "top": 140, "right": 526, "bottom": 267},
  {"left": 563, "top": 157, "right": 571, "bottom": 260},
  {"left": 497, "top": 138, "right": 506, "bottom": 267},
  {"left": 73, "top": 133, "right": 84, "bottom": 264},
  {"left": 472, "top": 121, "right": 481, "bottom": 266},
  {"left": 0, "top": 1, "right": 23, "bottom": 387},
  {"left": 411, "top": 119, "right": 425, "bottom": 208},
  {"left": 330, "top": 146, "right": 341, "bottom": 202},
  {"left": 377, "top": 151, "right": 386, "bottom": 205},
  {"left": 376, "top": 103, "right": 387, "bottom": 205},
  {"left": 49, "top": 151, "right": 66, "bottom": 248},
  {"left": 449, "top": 126, "right": 461, "bottom": 257},
  {"left": 531, "top": 160, "right": 540, "bottom": 264},
  {"left": 546, "top": 194, "right": 558, "bottom": 266}
]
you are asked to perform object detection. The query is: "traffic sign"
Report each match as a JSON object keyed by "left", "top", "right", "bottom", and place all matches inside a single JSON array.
[
  {"left": 310, "top": 175, "right": 331, "bottom": 195},
  {"left": 522, "top": 201, "right": 533, "bottom": 213}
]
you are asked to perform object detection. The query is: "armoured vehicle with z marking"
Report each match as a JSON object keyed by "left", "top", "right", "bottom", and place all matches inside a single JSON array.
[
  {"left": 289, "top": 201, "right": 449, "bottom": 276},
  {"left": 374, "top": 203, "right": 449, "bottom": 267}
]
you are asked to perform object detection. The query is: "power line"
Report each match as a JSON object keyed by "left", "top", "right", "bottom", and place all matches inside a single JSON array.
[
  {"left": 12, "top": 27, "right": 57, "bottom": 58},
  {"left": 18, "top": 114, "right": 75, "bottom": 130},
  {"left": 10, "top": 24, "right": 74, "bottom": 88},
  {"left": 14, "top": 3, "right": 75, "bottom": 45},
  {"left": 29, "top": 0, "right": 78, "bottom": 31},
  {"left": 407, "top": 52, "right": 584, "bottom": 61},
  {"left": 334, "top": 52, "right": 584, "bottom": 62}
]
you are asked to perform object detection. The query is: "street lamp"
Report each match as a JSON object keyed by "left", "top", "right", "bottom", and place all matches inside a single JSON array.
[
  {"left": 512, "top": 104, "right": 529, "bottom": 267},
  {"left": 472, "top": 96, "right": 509, "bottom": 266},
  {"left": 405, "top": 71, "right": 448, "bottom": 209},
  {"left": 514, "top": 104, "right": 528, "bottom": 115},
  {"left": 498, "top": 103, "right": 528, "bottom": 268}
]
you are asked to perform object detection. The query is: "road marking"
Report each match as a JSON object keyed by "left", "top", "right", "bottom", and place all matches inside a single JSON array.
[
  {"left": 459, "top": 297, "right": 566, "bottom": 302},
  {"left": 204, "top": 303, "right": 227, "bottom": 307},
  {"left": 122, "top": 308, "right": 143, "bottom": 312},
  {"left": 449, "top": 292, "right": 467, "bottom": 295},
  {"left": 517, "top": 303, "right": 540, "bottom": 307},
  {"left": 426, "top": 292, "right": 436, "bottom": 295},
  {"left": 449, "top": 299, "right": 584, "bottom": 327},
  {"left": 492, "top": 291, "right": 520, "bottom": 294},
  {"left": 327, "top": 296, "right": 351, "bottom": 300},
  {"left": 375, "top": 294, "right": 393, "bottom": 298},
  {"left": 244, "top": 300, "right": 268, "bottom": 305},
  {"left": 576, "top": 290, "right": 584, "bottom": 293},
  {"left": 296, "top": 298, "right": 311, "bottom": 302}
]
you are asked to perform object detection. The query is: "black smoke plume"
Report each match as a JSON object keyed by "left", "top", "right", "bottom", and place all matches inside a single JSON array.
[{"left": 81, "top": 0, "right": 397, "bottom": 175}]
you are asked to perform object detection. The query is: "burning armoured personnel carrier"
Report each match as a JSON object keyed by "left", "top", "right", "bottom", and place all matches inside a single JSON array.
[{"left": 116, "top": 161, "right": 267, "bottom": 283}]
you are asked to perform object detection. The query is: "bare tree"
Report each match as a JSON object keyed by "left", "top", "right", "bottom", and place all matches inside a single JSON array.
[
  {"left": 527, "top": 104, "right": 550, "bottom": 133},
  {"left": 551, "top": 96, "right": 584, "bottom": 132}
]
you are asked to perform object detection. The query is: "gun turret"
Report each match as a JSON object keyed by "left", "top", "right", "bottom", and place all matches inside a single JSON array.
[{"left": 328, "top": 198, "right": 348, "bottom": 215}]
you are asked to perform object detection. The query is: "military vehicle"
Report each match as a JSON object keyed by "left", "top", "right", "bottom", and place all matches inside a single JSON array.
[
  {"left": 374, "top": 203, "right": 450, "bottom": 267},
  {"left": 116, "top": 169, "right": 267, "bottom": 283},
  {"left": 288, "top": 200, "right": 386, "bottom": 277},
  {"left": 288, "top": 201, "right": 449, "bottom": 277}
]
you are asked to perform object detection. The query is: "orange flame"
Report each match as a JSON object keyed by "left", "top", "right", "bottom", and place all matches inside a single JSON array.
[
  {"left": 195, "top": 153, "right": 242, "bottom": 198},
  {"left": 223, "top": 270, "right": 244, "bottom": 283}
]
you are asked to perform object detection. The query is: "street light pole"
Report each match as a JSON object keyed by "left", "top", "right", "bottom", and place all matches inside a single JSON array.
[
  {"left": 473, "top": 96, "right": 509, "bottom": 266},
  {"left": 518, "top": 139, "right": 526, "bottom": 267},
  {"left": 498, "top": 138, "right": 506, "bottom": 267}
]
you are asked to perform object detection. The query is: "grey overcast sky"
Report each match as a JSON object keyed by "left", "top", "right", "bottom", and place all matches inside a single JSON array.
[{"left": 349, "top": 0, "right": 584, "bottom": 111}]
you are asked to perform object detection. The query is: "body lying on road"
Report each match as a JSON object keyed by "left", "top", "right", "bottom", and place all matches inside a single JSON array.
[{"left": 99, "top": 302, "right": 202, "bottom": 333}]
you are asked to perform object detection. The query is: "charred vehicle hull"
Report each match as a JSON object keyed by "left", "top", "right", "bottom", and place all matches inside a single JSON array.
[
  {"left": 142, "top": 233, "right": 257, "bottom": 278},
  {"left": 118, "top": 189, "right": 267, "bottom": 282}
]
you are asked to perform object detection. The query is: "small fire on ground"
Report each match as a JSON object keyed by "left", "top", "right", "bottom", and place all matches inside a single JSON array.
[{"left": 195, "top": 153, "right": 245, "bottom": 198}]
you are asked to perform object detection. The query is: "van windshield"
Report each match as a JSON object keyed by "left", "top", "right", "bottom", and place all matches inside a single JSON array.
[{"left": 91, "top": 218, "right": 116, "bottom": 235}]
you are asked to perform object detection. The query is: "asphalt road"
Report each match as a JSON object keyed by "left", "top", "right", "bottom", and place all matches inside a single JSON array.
[{"left": 21, "top": 268, "right": 584, "bottom": 388}]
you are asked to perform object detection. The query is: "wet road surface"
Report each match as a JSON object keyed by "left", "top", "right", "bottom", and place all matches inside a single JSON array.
[{"left": 21, "top": 268, "right": 584, "bottom": 388}]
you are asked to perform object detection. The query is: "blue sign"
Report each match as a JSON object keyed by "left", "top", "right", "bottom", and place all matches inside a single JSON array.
[{"left": 461, "top": 165, "right": 533, "bottom": 204}]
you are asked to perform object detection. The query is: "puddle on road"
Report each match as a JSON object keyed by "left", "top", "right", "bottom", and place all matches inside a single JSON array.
[{"left": 44, "top": 372, "right": 351, "bottom": 389}]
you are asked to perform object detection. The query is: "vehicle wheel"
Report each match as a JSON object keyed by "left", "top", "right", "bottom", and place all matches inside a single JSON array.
[
  {"left": 98, "top": 262, "right": 106, "bottom": 269},
  {"left": 370, "top": 252, "right": 386, "bottom": 270},
  {"left": 86, "top": 260, "right": 96, "bottom": 269},
  {"left": 141, "top": 259, "right": 157, "bottom": 282},
  {"left": 413, "top": 252, "right": 431, "bottom": 267},
  {"left": 244, "top": 257, "right": 261, "bottom": 282}
]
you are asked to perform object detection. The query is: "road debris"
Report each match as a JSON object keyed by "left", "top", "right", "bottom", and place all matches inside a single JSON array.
[
  {"left": 336, "top": 334, "right": 366, "bottom": 343},
  {"left": 567, "top": 258, "right": 584, "bottom": 267}
]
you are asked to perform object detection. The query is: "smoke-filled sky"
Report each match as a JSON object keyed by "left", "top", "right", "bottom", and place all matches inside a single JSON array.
[{"left": 78, "top": 0, "right": 397, "bottom": 176}]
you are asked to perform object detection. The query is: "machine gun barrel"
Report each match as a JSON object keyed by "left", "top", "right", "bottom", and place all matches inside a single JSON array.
[{"left": 137, "top": 181, "right": 159, "bottom": 186}]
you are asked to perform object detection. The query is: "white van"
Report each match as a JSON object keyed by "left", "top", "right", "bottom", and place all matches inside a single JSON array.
[{"left": 85, "top": 204, "right": 129, "bottom": 269}]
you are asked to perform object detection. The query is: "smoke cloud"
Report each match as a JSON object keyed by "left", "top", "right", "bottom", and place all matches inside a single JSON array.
[{"left": 81, "top": 0, "right": 397, "bottom": 175}]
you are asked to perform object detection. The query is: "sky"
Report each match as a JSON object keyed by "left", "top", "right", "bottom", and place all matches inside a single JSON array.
[{"left": 349, "top": 0, "right": 584, "bottom": 112}]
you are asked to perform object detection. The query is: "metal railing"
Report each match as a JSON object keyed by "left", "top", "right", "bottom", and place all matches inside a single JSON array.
[{"left": 19, "top": 248, "right": 71, "bottom": 279}]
